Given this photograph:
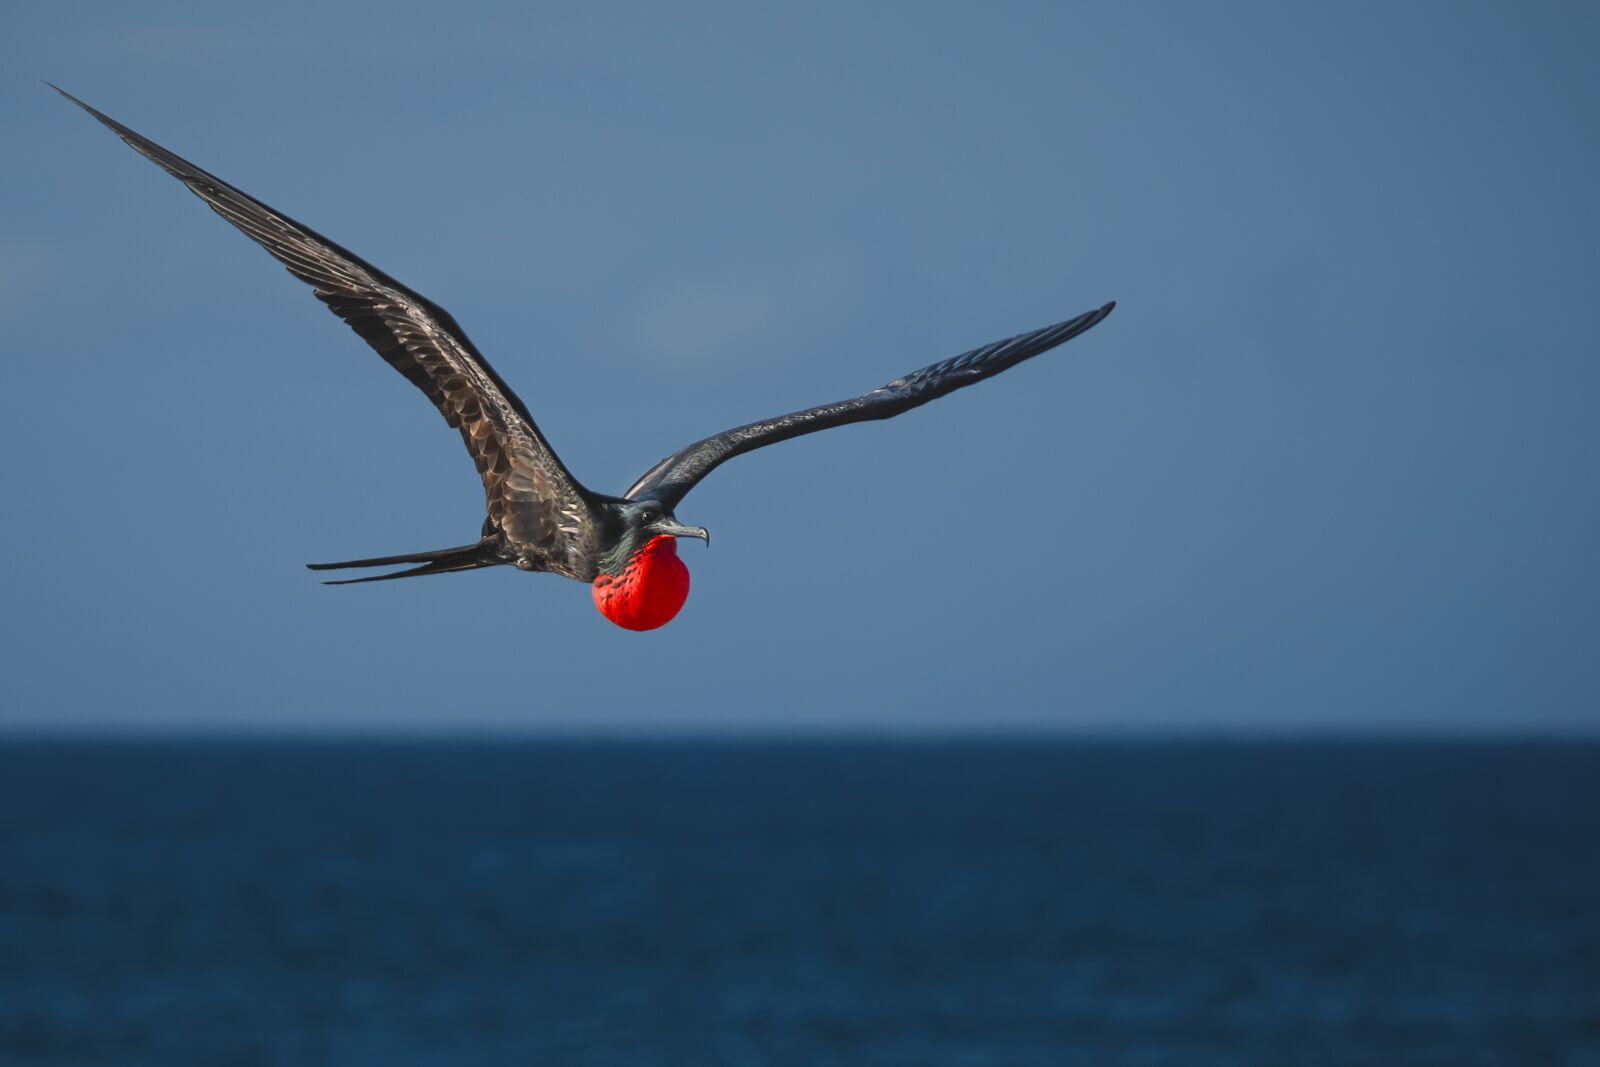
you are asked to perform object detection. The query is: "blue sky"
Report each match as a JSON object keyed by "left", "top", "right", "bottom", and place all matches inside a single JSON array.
[{"left": 2, "top": 2, "right": 1596, "bottom": 733}]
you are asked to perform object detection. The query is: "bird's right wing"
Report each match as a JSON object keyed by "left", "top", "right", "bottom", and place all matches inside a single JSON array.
[
  {"left": 56, "top": 86, "right": 602, "bottom": 562},
  {"left": 625, "top": 303, "right": 1115, "bottom": 508}
]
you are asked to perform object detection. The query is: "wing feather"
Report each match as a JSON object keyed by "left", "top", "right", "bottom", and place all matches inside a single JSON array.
[
  {"left": 625, "top": 303, "right": 1115, "bottom": 507},
  {"left": 57, "top": 86, "right": 600, "bottom": 568}
]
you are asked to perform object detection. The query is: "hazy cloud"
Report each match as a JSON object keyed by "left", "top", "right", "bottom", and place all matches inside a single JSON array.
[
  {"left": 618, "top": 247, "right": 864, "bottom": 369},
  {"left": 0, "top": 237, "right": 65, "bottom": 327}
]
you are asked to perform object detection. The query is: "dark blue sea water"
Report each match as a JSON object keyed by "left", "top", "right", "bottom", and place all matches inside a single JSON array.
[{"left": 1, "top": 741, "right": 1596, "bottom": 1066}]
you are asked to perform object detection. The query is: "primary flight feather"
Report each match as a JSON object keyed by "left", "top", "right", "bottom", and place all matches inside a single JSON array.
[{"left": 56, "top": 86, "right": 1114, "bottom": 631}]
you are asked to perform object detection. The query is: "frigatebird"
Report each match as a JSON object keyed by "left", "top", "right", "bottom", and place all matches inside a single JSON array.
[{"left": 57, "top": 87, "right": 1114, "bottom": 630}]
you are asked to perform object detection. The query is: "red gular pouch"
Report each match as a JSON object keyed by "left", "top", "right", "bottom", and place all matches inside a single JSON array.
[{"left": 591, "top": 535, "right": 691, "bottom": 631}]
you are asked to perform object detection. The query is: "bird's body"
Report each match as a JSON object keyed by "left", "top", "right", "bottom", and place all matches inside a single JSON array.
[{"left": 58, "top": 87, "right": 1114, "bottom": 630}]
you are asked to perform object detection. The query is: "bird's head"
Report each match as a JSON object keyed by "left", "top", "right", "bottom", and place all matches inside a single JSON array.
[{"left": 592, "top": 500, "right": 709, "bottom": 631}]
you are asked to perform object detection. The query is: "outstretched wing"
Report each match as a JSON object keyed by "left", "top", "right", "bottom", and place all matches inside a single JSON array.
[
  {"left": 625, "top": 303, "right": 1115, "bottom": 508},
  {"left": 57, "top": 86, "right": 601, "bottom": 563}
]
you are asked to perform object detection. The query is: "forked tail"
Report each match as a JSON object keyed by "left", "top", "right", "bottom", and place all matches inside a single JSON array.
[{"left": 306, "top": 543, "right": 498, "bottom": 585}]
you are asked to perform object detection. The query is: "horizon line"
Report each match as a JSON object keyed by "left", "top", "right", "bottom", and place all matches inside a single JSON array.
[{"left": 2, "top": 724, "right": 1597, "bottom": 745}]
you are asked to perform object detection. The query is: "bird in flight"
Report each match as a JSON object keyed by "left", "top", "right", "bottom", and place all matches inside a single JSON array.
[{"left": 57, "top": 86, "right": 1115, "bottom": 631}]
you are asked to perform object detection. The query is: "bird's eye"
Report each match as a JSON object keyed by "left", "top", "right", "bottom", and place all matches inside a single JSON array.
[{"left": 641, "top": 509, "right": 658, "bottom": 524}]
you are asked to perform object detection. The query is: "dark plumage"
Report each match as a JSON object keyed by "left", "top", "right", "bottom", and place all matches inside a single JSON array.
[
  {"left": 58, "top": 87, "right": 1114, "bottom": 625},
  {"left": 624, "top": 308, "right": 1114, "bottom": 508}
]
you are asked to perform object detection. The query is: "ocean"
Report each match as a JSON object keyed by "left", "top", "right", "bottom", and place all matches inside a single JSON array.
[{"left": 1, "top": 740, "right": 1596, "bottom": 1066}]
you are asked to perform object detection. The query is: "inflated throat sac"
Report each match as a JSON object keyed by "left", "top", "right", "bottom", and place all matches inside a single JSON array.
[{"left": 592, "top": 536, "right": 690, "bottom": 631}]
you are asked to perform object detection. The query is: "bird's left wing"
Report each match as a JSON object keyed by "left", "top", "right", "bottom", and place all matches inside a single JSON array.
[
  {"left": 56, "top": 86, "right": 602, "bottom": 561},
  {"left": 625, "top": 302, "right": 1115, "bottom": 508}
]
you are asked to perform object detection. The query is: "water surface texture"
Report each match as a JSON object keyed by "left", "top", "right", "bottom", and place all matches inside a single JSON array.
[{"left": 2, "top": 741, "right": 1596, "bottom": 1065}]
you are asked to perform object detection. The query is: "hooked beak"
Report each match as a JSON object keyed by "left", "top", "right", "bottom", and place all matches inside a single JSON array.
[{"left": 654, "top": 518, "right": 710, "bottom": 546}]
